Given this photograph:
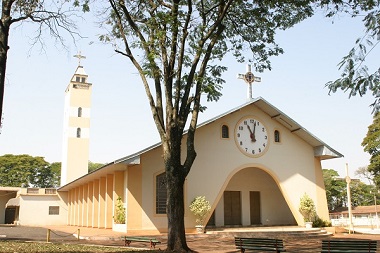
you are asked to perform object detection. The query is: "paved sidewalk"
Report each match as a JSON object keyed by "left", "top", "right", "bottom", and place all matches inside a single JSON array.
[
  {"left": 41, "top": 225, "right": 237, "bottom": 252},
  {"left": 1, "top": 225, "right": 380, "bottom": 252},
  {"left": 0, "top": 225, "right": 235, "bottom": 252}
]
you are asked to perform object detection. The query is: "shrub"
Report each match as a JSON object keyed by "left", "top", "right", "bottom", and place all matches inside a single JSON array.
[
  {"left": 312, "top": 217, "right": 332, "bottom": 227},
  {"left": 299, "top": 193, "right": 317, "bottom": 222},
  {"left": 189, "top": 196, "right": 211, "bottom": 225},
  {"left": 114, "top": 197, "right": 126, "bottom": 224}
]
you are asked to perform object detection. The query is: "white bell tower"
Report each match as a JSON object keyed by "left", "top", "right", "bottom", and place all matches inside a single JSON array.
[{"left": 61, "top": 53, "right": 92, "bottom": 186}]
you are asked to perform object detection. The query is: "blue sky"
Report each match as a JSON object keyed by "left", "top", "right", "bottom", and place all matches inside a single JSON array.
[{"left": 0, "top": 10, "right": 378, "bottom": 180}]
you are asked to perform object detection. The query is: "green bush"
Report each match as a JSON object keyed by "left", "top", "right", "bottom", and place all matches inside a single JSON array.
[
  {"left": 299, "top": 193, "right": 317, "bottom": 222},
  {"left": 312, "top": 217, "right": 332, "bottom": 227},
  {"left": 114, "top": 197, "right": 126, "bottom": 224},
  {"left": 189, "top": 196, "right": 211, "bottom": 225}
]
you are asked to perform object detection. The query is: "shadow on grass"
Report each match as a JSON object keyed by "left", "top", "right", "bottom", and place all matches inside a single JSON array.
[{"left": 0, "top": 240, "right": 157, "bottom": 253}]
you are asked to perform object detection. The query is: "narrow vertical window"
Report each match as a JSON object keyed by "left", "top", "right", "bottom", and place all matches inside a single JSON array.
[
  {"left": 78, "top": 107, "right": 82, "bottom": 117},
  {"left": 274, "top": 130, "right": 280, "bottom": 143},
  {"left": 75, "top": 76, "right": 80, "bottom": 82},
  {"left": 77, "top": 128, "right": 81, "bottom": 138},
  {"left": 221, "top": 125, "right": 229, "bottom": 138},
  {"left": 81, "top": 77, "right": 86, "bottom": 83},
  {"left": 156, "top": 172, "right": 167, "bottom": 214}
]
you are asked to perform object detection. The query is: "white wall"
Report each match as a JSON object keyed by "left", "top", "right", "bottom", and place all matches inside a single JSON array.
[{"left": 19, "top": 195, "right": 68, "bottom": 226}]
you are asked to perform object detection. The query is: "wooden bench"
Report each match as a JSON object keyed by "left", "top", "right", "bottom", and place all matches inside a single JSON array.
[
  {"left": 235, "top": 237, "right": 286, "bottom": 252},
  {"left": 321, "top": 239, "right": 377, "bottom": 253},
  {"left": 122, "top": 236, "right": 161, "bottom": 249}
]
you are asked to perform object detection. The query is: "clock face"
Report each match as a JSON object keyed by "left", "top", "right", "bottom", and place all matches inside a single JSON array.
[{"left": 235, "top": 117, "right": 269, "bottom": 157}]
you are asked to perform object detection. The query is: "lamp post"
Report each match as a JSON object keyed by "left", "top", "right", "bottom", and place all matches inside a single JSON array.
[
  {"left": 345, "top": 163, "right": 354, "bottom": 233},
  {"left": 374, "top": 191, "right": 379, "bottom": 229},
  {"left": 369, "top": 188, "right": 379, "bottom": 229}
]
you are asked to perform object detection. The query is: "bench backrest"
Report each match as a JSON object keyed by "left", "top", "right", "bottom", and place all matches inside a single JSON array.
[
  {"left": 321, "top": 239, "right": 377, "bottom": 253},
  {"left": 124, "top": 236, "right": 160, "bottom": 242},
  {"left": 235, "top": 237, "right": 284, "bottom": 249}
]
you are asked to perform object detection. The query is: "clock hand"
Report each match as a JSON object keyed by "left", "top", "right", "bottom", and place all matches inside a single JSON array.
[
  {"left": 247, "top": 124, "right": 256, "bottom": 142},
  {"left": 252, "top": 122, "right": 257, "bottom": 142},
  {"left": 247, "top": 125, "right": 253, "bottom": 134}
]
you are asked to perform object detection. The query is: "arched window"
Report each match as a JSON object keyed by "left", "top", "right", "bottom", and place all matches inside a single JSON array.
[
  {"left": 156, "top": 172, "right": 167, "bottom": 214},
  {"left": 78, "top": 107, "right": 82, "bottom": 117},
  {"left": 76, "top": 128, "right": 81, "bottom": 138},
  {"left": 221, "top": 125, "right": 229, "bottom": 138},
  {"left": 274, "top": 130, "right": 280, "bottom": 143}
]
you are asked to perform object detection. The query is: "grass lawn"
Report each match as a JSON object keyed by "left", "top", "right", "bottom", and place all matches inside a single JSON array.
[{"left": 0, "top": 240, "right": 156, "bottom": 253}]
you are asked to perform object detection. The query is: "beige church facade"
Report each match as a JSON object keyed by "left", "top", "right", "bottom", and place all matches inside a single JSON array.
[
  {"left": 58, "top": 97, "right": 342, "bottom": 233},
  {"left": 1, "top": 63, "right": 342, "bottom": 232}
]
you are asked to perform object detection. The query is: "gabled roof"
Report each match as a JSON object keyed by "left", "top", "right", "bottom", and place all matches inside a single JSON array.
[
  {"left": 241, "top": 97, "right": 342, "bottom": 159},
  {"left": 59, "top": 97, "right": 342, "bottom": 191},
  {"left": 116, "top": 96, "right": 342, "bottom": 162}
]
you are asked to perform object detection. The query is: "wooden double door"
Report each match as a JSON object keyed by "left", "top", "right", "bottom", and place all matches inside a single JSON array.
[{"left": 224, "top": 191, "right": 261, "bottom": 226}]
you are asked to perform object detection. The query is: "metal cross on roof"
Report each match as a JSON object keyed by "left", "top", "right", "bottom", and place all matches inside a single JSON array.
[
  {"left": 73, "top": 52, "right": 86, "bottom": 66},
  {"left": 237, "top": 64, "right": 261, "bottom": 100}
]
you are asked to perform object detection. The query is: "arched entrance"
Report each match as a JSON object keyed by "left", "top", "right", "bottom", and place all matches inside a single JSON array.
[{"left": 212, "top": 167, "right": 296, "bottom": 227}]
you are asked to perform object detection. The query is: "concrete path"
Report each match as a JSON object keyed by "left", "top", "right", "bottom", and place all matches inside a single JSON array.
[{"left": 1, "top": 225, "right": 380, "bottom": 252}]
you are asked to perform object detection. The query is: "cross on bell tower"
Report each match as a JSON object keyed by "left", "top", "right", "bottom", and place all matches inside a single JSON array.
[
  {"left": 73, "top": 51, "right": 86, "bottom": 66},
  {"left": 237, "top": 64, "right": 261, "bottom": 101}
]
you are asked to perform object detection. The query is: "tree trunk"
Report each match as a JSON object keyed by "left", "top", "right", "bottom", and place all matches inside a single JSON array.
[
  {"left": 0, "top": 1, "right": 11, "bottom": 128},
  {"left": 165, "top": 151, "right": 191, "bottom": 252},
  {"left": 166, "top": 172, "right": 190, "bottom": 251},
  {"left": 0, "top": 47, "right": 6, "bottom": 128}
]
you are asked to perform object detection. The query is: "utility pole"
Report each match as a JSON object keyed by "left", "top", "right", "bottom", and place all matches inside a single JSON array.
[{"left": 346, "top": 163, "right": 354, "bottom": 234}]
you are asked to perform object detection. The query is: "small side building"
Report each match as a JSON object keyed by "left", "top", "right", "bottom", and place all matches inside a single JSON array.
[
  {"left": 0, "top": 187, "right": 20, "bottom": 224},
  {"left": 330, "top": 205, "right": 380, "bottom": 227},
  {"left": 1, "top": 187, "right": 68, "bottom": 226}
]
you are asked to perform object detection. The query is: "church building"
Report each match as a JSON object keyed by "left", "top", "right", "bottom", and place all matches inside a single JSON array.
[
  {"left": 57, "top": 63, "right": 342, "bottom": 233},
  {"left": 1, "top": 61, "right": 342, "bottom": 232}
]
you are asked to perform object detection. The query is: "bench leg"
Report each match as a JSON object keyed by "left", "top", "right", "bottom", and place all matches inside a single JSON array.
[{"left": 125, "top": 240, "right": 131, "bottom": 247}]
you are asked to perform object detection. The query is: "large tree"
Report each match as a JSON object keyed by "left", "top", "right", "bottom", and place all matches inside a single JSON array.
[
  {"left": 362, "top": 112, "right": 380, "bottom": 186},
  {"left": 49, "top": 162, "right": 62, "bottom": 188},
  {"left": 323, "top": 169, "right": 346, "bottom": 210},
  {"left": 0, "top": 154, "right": 59, "bottom": 187},
  {"left": 323, "top": 168, "right": 375, "bottom": 209},
  {"left": 0, "top": 0, "right": 83, "bottom": 128},
  {"left": 88, "top": 161, "right": 104, "bottom": 172},
  {"left": 324, "top": 0, "right": 380, "bottom": 111},
  {"left": 350, "top": 179, "right": 375, "bottom": 206},
  {"left": 101, "top": 0, "right": 314, "bottom": 251}
]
